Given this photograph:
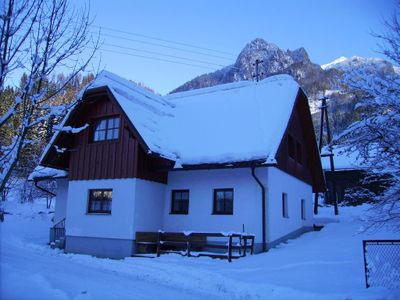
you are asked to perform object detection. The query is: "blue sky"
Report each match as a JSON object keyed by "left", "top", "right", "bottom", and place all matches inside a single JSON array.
[{"left": 79, "top": 0, "right": 396, "bottom": 94}]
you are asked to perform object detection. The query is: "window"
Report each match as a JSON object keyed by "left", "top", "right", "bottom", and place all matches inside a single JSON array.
[
  {"left": 171, "top": 190, "right": 189, "bottom": 214},
  {"left": 92, "top": 116, "right": 120, "bottom": 142},
  {"left": 296, "top": 141, "right": 302, "bottom": 164},
  {"left": 288, "top": 134, "right": 303, "bottom": 165},
  {"left": 88, "top": 189, "right": 112, "bottom": 214},
  {"left": 301, "top": 199, "right": 306, "bottom": 220},
  {"left": 282, "top": 193, "right": 289, "bottom": 218},
  {"left": 213, "top": 188, "right": 233, "bottom": 215},
  {"left": 288, "top": 135, "right": 295, "bottom": 159}
]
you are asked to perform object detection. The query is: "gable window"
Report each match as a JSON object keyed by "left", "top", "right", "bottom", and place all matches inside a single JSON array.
[
  {"left": 171, "top": 190, "right": 189, "bottom": 214},
  {"left": 288, "top": 135, "right": 295, "bottom": 159},
  {"left": 282, "top": 193, "right": 289, "bottom": 218},
  {"left": 92, "top": 116, "right": 120, "bottom": 142},
  {"left": 213, "top": 188, "right": 233, "bottom": 215},
  {"left": 296, "top": 141, "right": 302, "bottom": 164},
  {"left": 301, "top": 199, "right": 306, "bottom": 220},
  {"left": 88, "top": 189, "right": 112, "bottom": 214}
]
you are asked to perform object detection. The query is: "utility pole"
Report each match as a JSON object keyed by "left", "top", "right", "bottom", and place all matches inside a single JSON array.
[
  {"left": 253, "top": 59, "right": 264, "bottom": 82},
  {"left": 314, "top": 96, "right": 339, "bottom": 215}
]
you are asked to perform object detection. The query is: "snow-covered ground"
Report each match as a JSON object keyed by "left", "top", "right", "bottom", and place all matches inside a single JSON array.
[{"left": 1, "top": 198, "right": 399, "bottom": 300}]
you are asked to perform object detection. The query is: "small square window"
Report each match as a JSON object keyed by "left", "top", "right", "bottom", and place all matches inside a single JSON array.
[
  {"left": 92, "top": 116, "right": 120, "bottom": 142},
  {"left": 88, "top": 189, "right": 112, "bottom": 214},
  {"left": 171, "top": 190, "right": 189, "bottom": 214},
  {"left": 282, "top": 193, "right": 289, "bottom": 218},
  {"left": 213, "top": 189, "right": 233, "bottom": 215}
]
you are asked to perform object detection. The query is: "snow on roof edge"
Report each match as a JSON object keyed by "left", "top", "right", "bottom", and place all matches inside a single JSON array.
[
  {"left": 28, "top": 166, "right": 68, "bottom": 181},
  {"left": 165, "top": 74, "right": 297, "bottom": 101}
]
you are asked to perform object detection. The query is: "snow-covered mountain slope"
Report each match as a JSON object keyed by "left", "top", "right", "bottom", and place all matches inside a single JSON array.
[{"left": 321, "top": 55, "right": 397, "bottom": 74}]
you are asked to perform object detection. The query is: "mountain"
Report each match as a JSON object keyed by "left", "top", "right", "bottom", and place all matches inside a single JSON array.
[
  {"left": 172, "top": 38, "right": 328, "bottom": 95},
  {"left": 170, "top": 39, "right": 398, "bottom": 135}
]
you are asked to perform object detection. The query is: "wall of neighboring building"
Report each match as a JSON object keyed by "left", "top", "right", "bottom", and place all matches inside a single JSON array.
[
  {"left": 162, "top": 167, "right": 267, "bottom": 248},
  {"left": 266, "top": 166, "right": 313, "bottom": 247},
  {"left": 64, "top": 178, "right": 136, "bottom": 258},
  {"left": 54, "top": 178, "right": 69, "bottom": 224}
]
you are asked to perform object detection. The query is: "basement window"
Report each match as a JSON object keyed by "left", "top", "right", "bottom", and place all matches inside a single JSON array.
[
  {"left": 171, "top": 190, "right": 189, "bottom": 214},
  {"left": 88, "top": 189, "right": 112, "bottom": 214},
  {"left": 92, "top": 116, "right": 120, "bottom": 142},
  {"left": 213, "top": 188, "right": 234, "bottom": 215},
  {"left": 282, "top": 193, "right": 289, "bottom": 218}
]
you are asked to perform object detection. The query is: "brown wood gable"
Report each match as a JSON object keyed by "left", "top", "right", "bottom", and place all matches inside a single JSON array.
[
  {"left": 40, "top": 87, "right": 169, "bottom": 184},
  {"left": 275, "top": 89, "right": 326, "bottom": 193}
]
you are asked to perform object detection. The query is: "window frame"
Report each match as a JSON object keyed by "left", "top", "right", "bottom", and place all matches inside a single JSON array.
[
  {"left": 90, "top": 115, "right": 121, "bottom": 143},
  {"left": 170, "top": 189, "right": 190, "bottom": 215},
  {"left": 282, "top": 193, "right": 289, "bottom": 218},
  {"left": 87, "top": 189, "right": 113, "bottom": 214},
  {"left": 296, "top": 141, "right": 303, "bottom": 165},
  {"left": 301, "top": 199, "right": 306, "bottom": 220},
  {"left": 288, "top": 135, "right": 295, "bottom": 160},
  {"left": 213, "top": 188, "right": 234, "bottom": 215}
]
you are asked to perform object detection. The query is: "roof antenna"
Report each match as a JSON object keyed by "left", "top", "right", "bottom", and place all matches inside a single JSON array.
[
  {"left": 252, "top": 59, "right": 264, "bottom": 82},
  {"left": 314, "top": 94, "right": 339, "bottom": 216}
]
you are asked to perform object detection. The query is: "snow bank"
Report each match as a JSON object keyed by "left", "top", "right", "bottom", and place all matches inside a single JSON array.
[{"left": 1, "top": 199, "right": 399, "bottom": 299}]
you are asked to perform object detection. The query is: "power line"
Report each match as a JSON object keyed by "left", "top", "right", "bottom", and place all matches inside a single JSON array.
[
  {"left": 94, "top": 47, "right": 219, "bottom": 70},
  {"left": 101, "top": 43, "right": 227, "bottom": 68},
  {"left": 91, "top": 31, "right": 234, "bottom": 61},
  {"left": 91, "top": 24, "right": 236, "bottom": 57}
]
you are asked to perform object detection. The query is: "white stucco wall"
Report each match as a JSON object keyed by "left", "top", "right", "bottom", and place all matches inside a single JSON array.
[
  {"left": 54, "top": 178, "right": 69, "bottom": 224},
  {"left": 266, "top": 167, "right": 313, "bottom": 243},
  {"left": 162, "top": 167, "right": 267, "bottom": 243},
  {"left": 65, "top": 179, "right": 136, "bottom": 240},
  {"left": 134, "top": 179, "right": 166, "bottom": 232}
]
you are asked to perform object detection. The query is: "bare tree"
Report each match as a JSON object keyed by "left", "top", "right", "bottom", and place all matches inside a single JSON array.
[
  {"left": 335, "top": 10, "right": 400, "bottom": 230},
  {"left": 0, "top": 0, "right": 98, "bottom": 192}
]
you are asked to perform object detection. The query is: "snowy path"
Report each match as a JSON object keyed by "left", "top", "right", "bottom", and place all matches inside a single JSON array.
[{"left": 1, "top": 201, "right": 399, "bottom": 299}]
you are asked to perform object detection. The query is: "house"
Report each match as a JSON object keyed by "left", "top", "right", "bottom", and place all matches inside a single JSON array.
[
  {"left": 321, "top": 146, "right": 387, "bottom": 205},
  {"left": 34, "top": 70, "right": 325, "bottom": 259}
]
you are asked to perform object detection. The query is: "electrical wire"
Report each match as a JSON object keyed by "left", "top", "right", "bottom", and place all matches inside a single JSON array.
[
  {"left": 101, "top": 43, "right": 227, "bottom": 68},
  {"left": 94, "top": 47, "right": 219, "bottom": 70},
  {"left": 90, "top": 31, "right": 234, "bottom": 61},
  {"left": 91, "top": 24, "right": 236, "bottom": 57}
]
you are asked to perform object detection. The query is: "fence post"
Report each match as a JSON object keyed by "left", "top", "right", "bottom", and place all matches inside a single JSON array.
[
  {"left": 187, "top": 234, "right": 191, "bottom": 257},
  {"left": 228, "top": 235, "right": 232, "bottom": 263},
  {"left": 362, "top": 240, "right": 370, "bottom": 288},
  {"left": 156, "top": 231, "right": 161, "bottom": 257}
]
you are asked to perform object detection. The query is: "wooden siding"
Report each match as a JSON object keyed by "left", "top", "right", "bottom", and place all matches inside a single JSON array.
[
  {"left": 68, "top": 95, "right": 137, "bottom": 180},
  {"left": 275, "top": 91, "right": 325, "bottom": 192},
  {"left": 136, "top": 146, "right": 169, "bottom": 184}
]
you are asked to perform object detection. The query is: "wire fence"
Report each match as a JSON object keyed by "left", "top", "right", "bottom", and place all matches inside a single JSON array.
[{"left": 363, "top": 240, "right": 400, "bottom": 289}]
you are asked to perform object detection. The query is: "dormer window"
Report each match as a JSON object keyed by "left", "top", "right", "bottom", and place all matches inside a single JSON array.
[{"left": 92, "top": 116, "right": 120, "bottom": 142}]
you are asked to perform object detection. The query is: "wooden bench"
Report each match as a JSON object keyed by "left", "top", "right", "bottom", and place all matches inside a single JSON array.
[
  {"left": 155, "top": 231, "right": 255, "bottom": 262},
  {"left": 135, "top": 232, "right": 158, "bottom": 254}
]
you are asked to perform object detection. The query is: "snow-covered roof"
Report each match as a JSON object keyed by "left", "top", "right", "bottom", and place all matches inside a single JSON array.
[
  {"left": 165, "top": 75, "right": 299, "bottom": 165},
  {"left": 321, "top": 146, "right": 366, "bottom": 171},
  {"left": 87, "top": 71, "right": 177, "bottom": 160},
  {"left": 41, "top": 71, "right": 301, "bottom": 167},
  {"left": 28, "top": 166, "right": 68, "bottom": 181}
]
